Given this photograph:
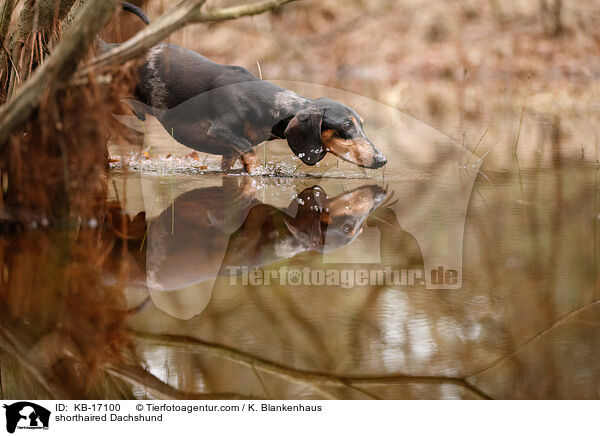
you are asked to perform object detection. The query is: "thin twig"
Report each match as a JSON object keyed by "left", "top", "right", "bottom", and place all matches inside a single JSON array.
[
  {"left": 465, "top": 127, "right": 488, "bottom": 167},
  {"left": 469, "top": 296, "right": 600, "bottom": 378},
  {"left": 512, "top": 105, "right": 526, "bottom": 154},
  {"left": 256, "top": 60, "right": 262, "bottom": 79},
  {"left": 106, "top": 363, "right": 262, "bottom": 400}
]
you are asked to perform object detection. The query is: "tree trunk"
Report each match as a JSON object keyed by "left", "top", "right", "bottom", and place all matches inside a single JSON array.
[
  {"left": 0, "top": 0, "right": 121, "bottom": 224},
  {"left": 2, "top": 0, "right": 80, "bottom": 103}
]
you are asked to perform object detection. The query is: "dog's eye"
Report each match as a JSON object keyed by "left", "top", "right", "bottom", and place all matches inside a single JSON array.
[
  {"left": 342, "top": 121, "right": 353, "bottom": 130},
  {"left": 342, "top": 223, "right": 352, "bottom": 233}
]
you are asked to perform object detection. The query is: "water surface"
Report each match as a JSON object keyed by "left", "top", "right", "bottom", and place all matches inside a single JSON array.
[{"left": 1, "top": 103, "right": 598, "bottom": 400}]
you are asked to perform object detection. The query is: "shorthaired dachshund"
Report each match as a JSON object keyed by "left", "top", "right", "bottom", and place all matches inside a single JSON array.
[{"left": 117, "top": 3, "right": 387, "bottom": 172}]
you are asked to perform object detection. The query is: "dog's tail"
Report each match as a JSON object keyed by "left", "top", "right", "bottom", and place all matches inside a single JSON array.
[
  {"left": 122, "top": 2, "right": 150, "bottom": 25},
  {"left": 99, "top": 3, "right": 150, "bottom": 53}
]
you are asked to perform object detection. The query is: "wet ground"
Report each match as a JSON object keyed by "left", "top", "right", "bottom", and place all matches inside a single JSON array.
[{"left": 1, "top": 86, "right": 599, "bottom": 399}]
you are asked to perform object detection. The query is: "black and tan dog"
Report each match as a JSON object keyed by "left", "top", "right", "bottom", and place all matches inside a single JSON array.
[{"left": 116, "top": 4, "right": 387, "bottom": 172}]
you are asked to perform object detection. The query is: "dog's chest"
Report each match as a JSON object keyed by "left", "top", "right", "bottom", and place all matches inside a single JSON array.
[{"left": 244, "top": 122, "right": 271, "bottom": 145}]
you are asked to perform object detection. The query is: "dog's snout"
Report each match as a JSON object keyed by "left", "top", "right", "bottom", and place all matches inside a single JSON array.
[{"left": 367, "top": 147, "right": 387, "bottom": 169}]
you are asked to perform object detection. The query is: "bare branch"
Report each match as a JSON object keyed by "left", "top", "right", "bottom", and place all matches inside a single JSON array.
[
  {"left": 81, "top": 0, "right": 207, "bottom": 73},
  {"left": 0, "top": 0, "right": 120, "bottom": 146},
  {"left": 106, "top": 363, "right": 262, "bottom": 400},
  {"left": 194, "top": 0, "right": 297, "bottom": 22},
  {"left": 81, "top": 0, "right": 299, "bottom": 74},
  {"left": 132, "top": 330, "right": 492, "bottom": 400}
]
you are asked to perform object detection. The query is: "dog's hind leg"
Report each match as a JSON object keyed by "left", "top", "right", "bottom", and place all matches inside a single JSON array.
[{"left": 240, "top": 150, "right": 258, "bottom": 173}]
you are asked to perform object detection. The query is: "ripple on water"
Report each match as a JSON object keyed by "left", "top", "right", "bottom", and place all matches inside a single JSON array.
[{"left": 110, "top": 154, "right": 385, "bottom": 179}]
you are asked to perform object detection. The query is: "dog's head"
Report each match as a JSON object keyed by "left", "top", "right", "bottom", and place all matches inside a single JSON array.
[
  {"left": 284, "top": 184, "right": 386, "bottom": 252},
  {"left": 284, "top": 98, "right": 387, "bottom": 169},
  {"left": 318, "top": 184, "right": 386, "bottom": 251}
]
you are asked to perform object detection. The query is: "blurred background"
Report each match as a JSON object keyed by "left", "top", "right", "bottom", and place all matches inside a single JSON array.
[
  {"left": 1, "top": 0, "right": 599, "bottom": 400},
  {"left": 106, "top": 0, "right": 600, "bottom": 168}
]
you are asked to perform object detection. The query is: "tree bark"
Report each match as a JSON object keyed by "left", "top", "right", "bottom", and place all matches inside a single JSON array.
[
  {"left": 0, "top": 0, "right": 17, "bottom": 47},
  {"left": 3, "top": 0, "right": 80, "bottom": 100},
  {"left": 0, "top": 0, "right": 120, "bottom": 146}
]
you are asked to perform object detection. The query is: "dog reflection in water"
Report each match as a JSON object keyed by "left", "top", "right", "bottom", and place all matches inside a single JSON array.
[
  {"left": 106, "top": 180, "right": 385, "bottom": 296},
  {"left": 145, "top": 181, "right": 385, "bottom": 292}
]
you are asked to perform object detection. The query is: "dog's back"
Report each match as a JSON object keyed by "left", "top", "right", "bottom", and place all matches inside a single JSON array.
[{"left": 135, "top": 43, "right": 261, "bottom": 110}]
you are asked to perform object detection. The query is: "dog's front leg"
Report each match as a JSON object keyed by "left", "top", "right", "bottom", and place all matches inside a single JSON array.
[
  {"left": 220, "top": 151, "right": 257, "bottom": 172},
  {"left": 240, "top": 150, "right": 258, "bottom": 173}
]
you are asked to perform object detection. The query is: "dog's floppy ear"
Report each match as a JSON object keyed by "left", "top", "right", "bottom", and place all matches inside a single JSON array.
[
  {"left": 284, "top": 186, "right": 325, "bottom": 247},
  {"left": 284, "top": 107, "right": 327, "bottom": 166}
]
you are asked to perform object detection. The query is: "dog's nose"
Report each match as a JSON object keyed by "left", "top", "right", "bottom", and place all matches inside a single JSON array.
[{"left": 371, "top": 154, "right": 387, "bottom": 169}]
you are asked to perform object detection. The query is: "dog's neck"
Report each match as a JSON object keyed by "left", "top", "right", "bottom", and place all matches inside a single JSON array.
[
  {"left": 269, "top": 89, "right": 312, "bottom": 120},
  {"left": 268, "top": 89, "right": 313, "bottom": 139}
]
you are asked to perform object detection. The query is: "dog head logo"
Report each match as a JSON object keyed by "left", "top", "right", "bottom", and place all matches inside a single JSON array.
[{"left": 2, "top": 402, "right": 50, "bottom": 433}]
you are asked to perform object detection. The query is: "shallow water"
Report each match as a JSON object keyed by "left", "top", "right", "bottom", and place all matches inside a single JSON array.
[
  {"left": 1, "top": 97, "right": 599, "bottom": 399},
  {"left": 107, "top": 165, "right": 598, "bottom": 400}
]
